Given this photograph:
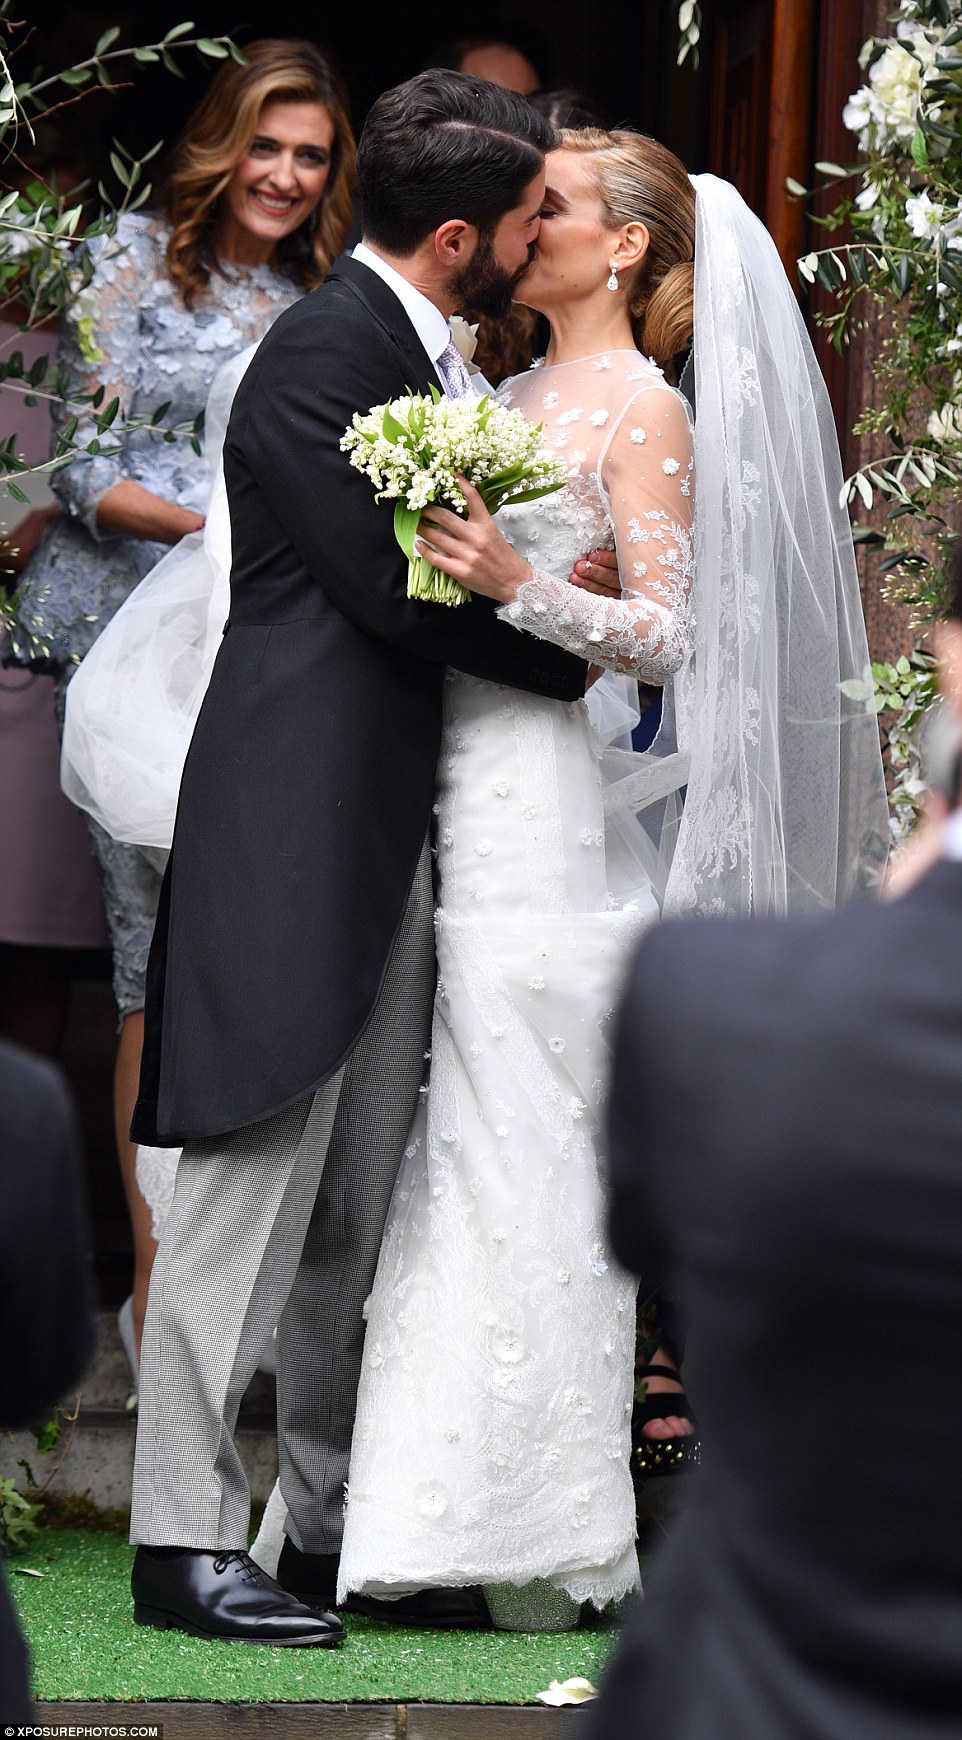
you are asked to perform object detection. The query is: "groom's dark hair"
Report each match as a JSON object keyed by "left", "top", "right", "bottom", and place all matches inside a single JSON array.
[{"left": 356, "top": 70, "right": 554, "bottom": 256}]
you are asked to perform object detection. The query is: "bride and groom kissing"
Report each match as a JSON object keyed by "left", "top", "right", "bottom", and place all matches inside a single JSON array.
[{"left": 127, "top": 69, "right": 884, "bottom": 1645}]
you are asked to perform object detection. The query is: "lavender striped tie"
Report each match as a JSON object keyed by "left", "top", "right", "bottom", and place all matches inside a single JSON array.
[{"left": 435, "top": 337, "right": 474, "bottom": 400}]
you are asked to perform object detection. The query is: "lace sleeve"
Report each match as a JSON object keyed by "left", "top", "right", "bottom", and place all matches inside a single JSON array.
[
  {"left": 499, "top": 386, "right": 694, "bottom": 680},
  {"left": 50, "top": 219, "right": 150, "bottom": 540}
]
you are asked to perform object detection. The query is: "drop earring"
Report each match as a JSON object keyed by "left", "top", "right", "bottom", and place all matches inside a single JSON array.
[{"left": 606, "top": 262, "right": 619, "bottom": 292}]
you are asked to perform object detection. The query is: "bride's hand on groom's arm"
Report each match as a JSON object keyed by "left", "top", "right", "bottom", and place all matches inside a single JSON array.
[{"left": 416, "top": 478, "right": 530, "bottom": 603}]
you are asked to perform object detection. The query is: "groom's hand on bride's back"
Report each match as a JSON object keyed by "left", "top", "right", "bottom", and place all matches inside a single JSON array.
[
  {"left": 570, "top": 547, "right": 620, "bottom": 597},
  {"left": 572, "top": 548, "right": 618, "bottom": 685}
]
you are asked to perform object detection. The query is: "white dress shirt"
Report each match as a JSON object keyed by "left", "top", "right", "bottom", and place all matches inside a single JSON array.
[{"left": 352, "top": 243, "right": 452, "bottom": 390}]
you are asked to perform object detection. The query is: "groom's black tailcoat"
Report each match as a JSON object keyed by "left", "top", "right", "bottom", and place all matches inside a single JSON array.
[
  {"left": 133, "top": 256, "right": 585, "bottom": 1145},
  {"left": 588, "top": 860, "right": 962, "bottom": 1739}
]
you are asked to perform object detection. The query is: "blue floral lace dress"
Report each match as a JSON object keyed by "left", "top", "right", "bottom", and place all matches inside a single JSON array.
[{"left": 14, "top": 212, "right": 301, "bottom": 1014}]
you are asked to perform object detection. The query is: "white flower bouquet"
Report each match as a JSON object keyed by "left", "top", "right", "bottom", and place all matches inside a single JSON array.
[{"left": 341, "top": 386, "right": 566, "bottom": 605}]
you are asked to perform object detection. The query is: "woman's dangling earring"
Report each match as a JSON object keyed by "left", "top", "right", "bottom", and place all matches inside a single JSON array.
[{"left": 606, "top": 262, "right": 619, "bottom": 292}]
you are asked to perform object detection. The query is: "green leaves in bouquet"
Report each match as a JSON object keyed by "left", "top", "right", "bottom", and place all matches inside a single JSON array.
[
  {"left": 394, "top": 500, "right": 470, "bottom": 606},
  {"left": 393, "top": 500, "right": 420, "bottom": 563},
  {"left": 476, "top": 430, "right": 566, "bottom": 515},
  {"left": 483, "top": 476, "right": 566, "bottom": 513},
  {"left": 387, "top": 402, "right": 472, "bottom": 607},
  {"left": 476, "top": 458, "right": 527, "bottom": 513},
  {"left": 381, "top": 402, "right": 409, "bottom": 446}
]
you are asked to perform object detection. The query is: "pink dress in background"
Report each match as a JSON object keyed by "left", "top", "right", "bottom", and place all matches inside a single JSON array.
[
  {"left": 0, "top": 667, "right": 108, "bottom": 947},
  {"left": 0, "top": 321, "right": 107, "bottom": 949}
]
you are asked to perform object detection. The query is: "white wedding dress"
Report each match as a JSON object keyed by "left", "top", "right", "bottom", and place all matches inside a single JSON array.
[{"left": 335, "top": 352, "right": 695, "bottom": 1611}]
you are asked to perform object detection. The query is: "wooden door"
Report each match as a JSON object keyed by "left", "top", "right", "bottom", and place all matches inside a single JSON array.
[{"left": 707, "top": 0, "right": 817, "bottom": 270}]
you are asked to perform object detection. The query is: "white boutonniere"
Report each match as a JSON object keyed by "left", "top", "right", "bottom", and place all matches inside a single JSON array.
[{"left": 449, "top": 315, "right": 480, "bottom": 373}]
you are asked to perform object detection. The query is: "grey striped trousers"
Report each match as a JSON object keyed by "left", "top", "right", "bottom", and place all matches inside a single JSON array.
[{"left": 130, "top": 842, "right": 434, "bottom": 1552}]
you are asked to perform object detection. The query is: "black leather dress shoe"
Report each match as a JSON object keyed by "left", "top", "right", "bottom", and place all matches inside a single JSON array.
[
  {"left": 276, "top": 1540, "right": 339, "bottom": 1609},
  {"left": 131, "top": 1547, "right": 345, "bottom": 1646},
  {"left": 276, "top": 1539, "right": 489, "bottom": 1628},
  {"left": 344, "top": 1585, "right": 491, "bottom": 1628}
]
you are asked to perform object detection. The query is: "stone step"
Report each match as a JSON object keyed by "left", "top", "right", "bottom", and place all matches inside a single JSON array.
[
  {"left": 1, "top": 1310, "right": 278, "bottom": 1512},
  {"left": 80, "top": 1307, "right": 277, "bottom": 1418}
]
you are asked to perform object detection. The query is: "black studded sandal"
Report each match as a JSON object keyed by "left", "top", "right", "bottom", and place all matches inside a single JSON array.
[{"left": 632, "top": 1363, "right": 701, "bottom": 1477}]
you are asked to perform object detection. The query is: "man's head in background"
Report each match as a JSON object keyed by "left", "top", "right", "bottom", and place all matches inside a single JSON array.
[{"left": 428, "top": 36, "right": 541, "bottom": 96}]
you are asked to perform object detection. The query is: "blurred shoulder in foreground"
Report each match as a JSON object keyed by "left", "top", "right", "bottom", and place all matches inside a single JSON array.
[
  {"left": 592, "top": 867, "right": 962, "bottom": 1739},
  {"left": 0, "top": 1040, "right": 95, "bottom": 1723},
  {"left": 0, "top": 1040, "right": 96, "bottom": 1428}
]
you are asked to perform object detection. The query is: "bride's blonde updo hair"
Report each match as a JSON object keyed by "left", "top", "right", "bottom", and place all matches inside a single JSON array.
[{"left": 558, "top": 128, "right": 695, "bottom": 371}]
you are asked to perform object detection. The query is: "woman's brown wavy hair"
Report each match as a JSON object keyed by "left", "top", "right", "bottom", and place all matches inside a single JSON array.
[
  {"left": 557, "top": 128, "right": 695, "bottom": 372},
  {"left": 163, "top": 39, "right": 355, "bottom": 306}
]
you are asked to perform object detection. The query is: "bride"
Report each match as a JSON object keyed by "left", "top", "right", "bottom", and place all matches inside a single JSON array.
[
  {"left": 62, "top": 130, "right": 888, "bottom": 1625},
  {"left": 334, "top": 133, "right": 888, "bottom": 1621}
]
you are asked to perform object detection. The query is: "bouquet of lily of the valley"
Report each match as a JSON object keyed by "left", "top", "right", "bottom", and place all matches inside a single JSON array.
[{"left": 341, "top": 387, "right": 567, "bottom": 605}]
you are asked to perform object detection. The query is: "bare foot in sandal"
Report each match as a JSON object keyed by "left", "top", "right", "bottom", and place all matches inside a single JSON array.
[{"left": 638, "top": 1345, "right": 695, "bottom": 1441}]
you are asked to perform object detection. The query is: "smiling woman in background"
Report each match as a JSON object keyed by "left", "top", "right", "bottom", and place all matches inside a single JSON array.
[{"left": 10, "top": 37, "right": 355, "bottom": 1376}]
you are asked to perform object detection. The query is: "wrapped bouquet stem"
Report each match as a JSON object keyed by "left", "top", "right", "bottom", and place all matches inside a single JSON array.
[{"left": 341, "top": 385, "right": 567, "bottom": 605}]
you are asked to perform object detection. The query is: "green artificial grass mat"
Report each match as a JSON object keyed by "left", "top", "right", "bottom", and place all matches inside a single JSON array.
[{"left": 11, "top": 1530, "right": 618, "bottom": 1705}]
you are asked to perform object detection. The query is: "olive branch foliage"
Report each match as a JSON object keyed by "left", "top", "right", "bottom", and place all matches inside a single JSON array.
[
  {"left": 0, "top": 8, "right": 243, "bottom": 578},
  {"left": 676, "top": 2, "right": 703, "bottom": 68}
]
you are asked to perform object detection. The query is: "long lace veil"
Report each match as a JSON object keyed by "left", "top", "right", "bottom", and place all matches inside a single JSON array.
[{"left": 605, "top": 173, "right": 889, "bottom": 914}]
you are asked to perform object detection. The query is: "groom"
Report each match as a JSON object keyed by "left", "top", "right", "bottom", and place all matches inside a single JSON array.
[{"left": 128, "top": 71, "right": 588, "bottom": 1644}]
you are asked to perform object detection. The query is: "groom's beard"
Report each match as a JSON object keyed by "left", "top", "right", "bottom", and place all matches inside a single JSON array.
[{"left": 451, "top": 235, "right": 535, "bottom": 319}]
